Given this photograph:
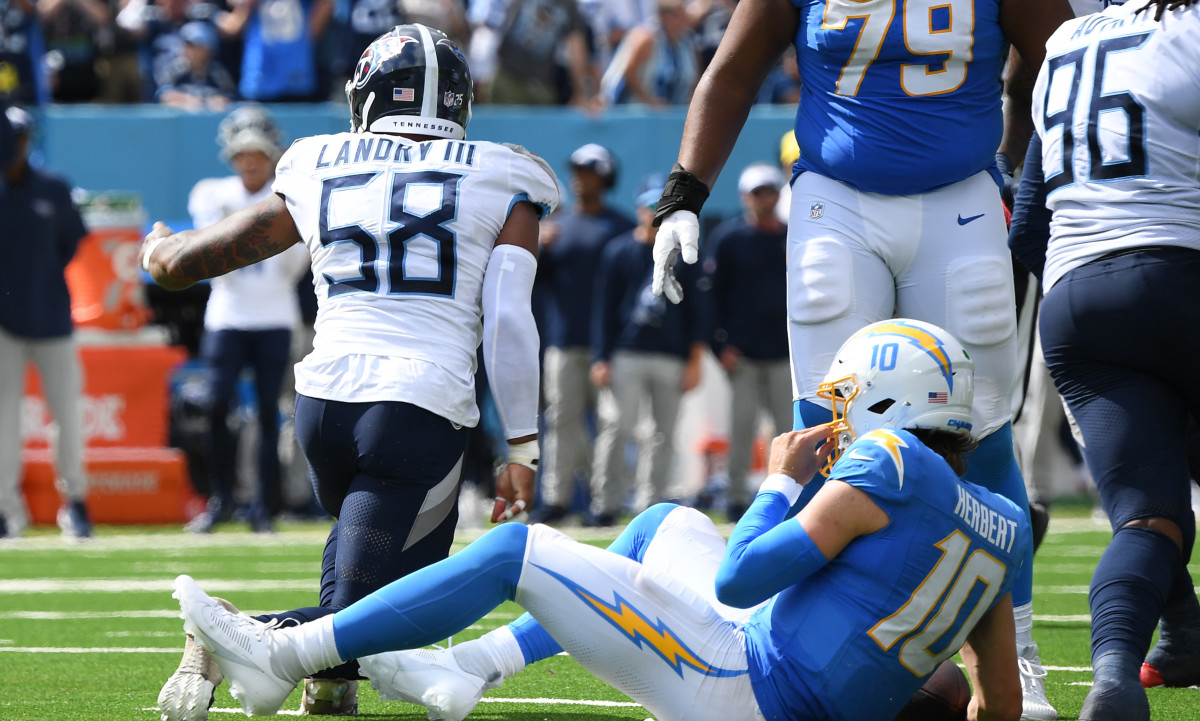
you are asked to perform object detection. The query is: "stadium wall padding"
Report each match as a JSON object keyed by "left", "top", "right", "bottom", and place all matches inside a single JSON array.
[{"left": 40, "top": 104, "right": 796, "bottom": 228}]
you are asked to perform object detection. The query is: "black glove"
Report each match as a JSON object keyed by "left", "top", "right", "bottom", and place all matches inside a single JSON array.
[{"left": 996, "top": 151, "right": 1018, "bottom": 211}]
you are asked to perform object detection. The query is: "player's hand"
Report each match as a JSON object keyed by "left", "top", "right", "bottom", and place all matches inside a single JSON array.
[
  {"left": 995, "top": 152, "right": 1018, "bottom": 211},
  {"left": 590, "top": 360, "right": 611, "bottom": 389},
  {"left": 139, "top": 221, "right": 174, "bottom": 273},
  {"left": 492, "top": 463, "right": 535, "bottom": 524},
  {"left": 767, "top": 425, "right": 836, "bottom": 483},
  {"left": 651, "top": 210, "right": 699, "bottom": 304}
]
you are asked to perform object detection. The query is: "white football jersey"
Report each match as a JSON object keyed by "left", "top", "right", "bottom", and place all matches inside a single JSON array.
[
  {"left": 1034, "top": 2, "right": 1200, "bottom": 290},
  {"left": 189, "top": 175, "right": 311, "bottom": 331},
  {"left": 274, "top": 133, "right": 559, "bottom": 426}
]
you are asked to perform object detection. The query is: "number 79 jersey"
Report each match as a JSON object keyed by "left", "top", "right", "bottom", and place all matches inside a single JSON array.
[
  {"left": 273, "top": 133, "right": 559, "bottom": 425},
  {"left": 1034, "top": 3, "right": 1200, "bottom": 289}
]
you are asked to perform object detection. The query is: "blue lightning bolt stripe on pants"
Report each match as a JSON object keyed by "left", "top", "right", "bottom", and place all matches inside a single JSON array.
[{"left": 332, "top": 510, "right": 762, "bottom": 721}]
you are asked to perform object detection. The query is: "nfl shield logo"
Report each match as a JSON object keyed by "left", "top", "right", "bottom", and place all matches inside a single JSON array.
[
  {"left": 809, "top": 202, "right": 824, "bottom": 220},
  {"left": 443, "top": 91, "right": 456, "bottom": 108}
]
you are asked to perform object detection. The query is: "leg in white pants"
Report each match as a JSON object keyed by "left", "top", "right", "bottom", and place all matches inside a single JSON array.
[
  {"left": 591, "top": 351, "right": 646, "bottom": 516},
  {"left": 0, "top": 327, "right": 30, "bottom": 530},
  {"left": 540, "top": 347, "right": 595, "bottom": 509},
  {"left": 28, "top": 335, "right": 86, "bottom": 501},
  {"left": 518, "top": 511, "right": 760, "bottom": 721}
]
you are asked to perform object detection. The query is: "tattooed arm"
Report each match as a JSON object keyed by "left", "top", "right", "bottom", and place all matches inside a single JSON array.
[{"left": 140, "top": 194, "right": 303, "bottom": 291}]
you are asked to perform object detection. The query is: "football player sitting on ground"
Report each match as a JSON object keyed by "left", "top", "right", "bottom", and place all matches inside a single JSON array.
[
  {"left": 143, "top": 24, "right": 556, "bottom": 719},
  {"left": 172, "top": 319, "right": 1029, "bottom": 721}
]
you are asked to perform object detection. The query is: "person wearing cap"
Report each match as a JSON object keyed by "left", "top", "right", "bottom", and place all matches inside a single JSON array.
[
  {"left": 530, "top": 144, "right": 634, "bottom": 525},
  {"left": 703, "top": 162, "right": 790, "bottom": 522},
  {"left": 156, "top": 21, "right": 237, "bottom": 111},
  {"left": 587, "top": 174, "right": 707, "bottom": 526},
  {"left": 185, "top": 105, "right": 310, "bottom": 534},
  {"left": 0, "top": 107, "right": 93, "bottom": 540}
]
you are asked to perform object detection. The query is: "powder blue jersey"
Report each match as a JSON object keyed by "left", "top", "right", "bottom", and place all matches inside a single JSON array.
[
  {"left": 791, "top": 0, "right": 1009, "bottom": 194},
  {"left": 743, "top": 429, "right": 1030, "bottom": 721}
]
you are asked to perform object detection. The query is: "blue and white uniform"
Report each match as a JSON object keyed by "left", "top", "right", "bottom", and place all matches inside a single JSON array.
[
  {"left": 330, "top": 430, "right": 1028, "bottom": 721},
  {"left": 784, "top": 0, "right": 1018, "bottom": 445}
]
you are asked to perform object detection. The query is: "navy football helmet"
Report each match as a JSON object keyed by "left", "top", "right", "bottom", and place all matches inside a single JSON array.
[{"left": 346, "top": 24, "right": 473, "bottom": 139}]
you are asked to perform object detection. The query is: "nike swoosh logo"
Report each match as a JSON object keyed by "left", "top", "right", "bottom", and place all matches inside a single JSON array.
[
  {"left": 847, "top": 450, "right": 873, "bottom": 462},
  {"left": 957, "top": 213, "right": 985, "bottom": 225}
]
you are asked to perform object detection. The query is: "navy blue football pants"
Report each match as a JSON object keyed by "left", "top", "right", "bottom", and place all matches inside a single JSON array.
[{"left": 1040, "top": 246, "right": 1200, "bottom": 666}]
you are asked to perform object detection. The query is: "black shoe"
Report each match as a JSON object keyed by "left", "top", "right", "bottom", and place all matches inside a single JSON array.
[
  {"left": 57, "top": 500, "right": 92, "bottom": 540},
  {"left": 528, "top": 505, "right": 568, "bottom": 525},
  {"left": 1141, "top": 599, "right": 1200, "bottom": 688},
  {"left": 1030, "top": 501, "right": 1050, "bottom": 553},
  {"left": 726, "top": 502, "right": 748, "bottom": 524},
  {"left": 583, "top": 512, "right": 618, "bottom": 528},
  {"left": 0, "top": 514, "right": 8, "bottom": 539}
]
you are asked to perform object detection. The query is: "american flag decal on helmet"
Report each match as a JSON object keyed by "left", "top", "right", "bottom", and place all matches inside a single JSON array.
[
  {"left": 928, "top": 391, "right": 948, "bottom": 404},
  {"left": 394, "top": 88, "right": 415, "bottom": 102}
]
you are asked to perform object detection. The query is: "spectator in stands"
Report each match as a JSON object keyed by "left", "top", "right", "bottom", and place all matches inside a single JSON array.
[
  {"left": 531, "top": 143, "right": 635, "bottom": 525},
  {"left": 588, "top": 175, "right": 706, "bottom": 526},
  {"left": 120, "top": 0, "right": 219, "bottom": 101},
  {"left": 0, "top": 0, "right": 51, "bottom": 104},
  {"left": 98, "top": 0, "right": 144, "bottom": 103},
  {"left": 185, "top": 106, "right": 309, "bottom": 534},
  {"left": 469, "top": 0, "right": 597, "bottom": 107},
  {"left": 703, "top": 163, "right": 790, "bottom": 522},
  {"left": 155, "top": 19, "right": 235, "bottom": 109},
  {"left": 323, "top": 0, "right": 403, "bottom": 92},
  {"left": 41, "top": 0, "right": 112, "bottom": 102},
  {"left": 756, "top": 46, "right": 802, "bottom": 105},
  {"left": 216, "top": 0, "right": 331, "bottom": 102},
  {"left": 0, "top": 107, "right": 92, "bottom": 540},
  {"left": 399, "top": 0, "right": 468, "bottom": 47},
  {"left": 599, "top": 0, "right": 698, "bottom": 107}
]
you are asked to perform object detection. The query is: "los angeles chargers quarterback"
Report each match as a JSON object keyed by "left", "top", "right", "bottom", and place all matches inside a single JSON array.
[{"left": 169, "top": 319, "right": 1031, "bottom": 721}]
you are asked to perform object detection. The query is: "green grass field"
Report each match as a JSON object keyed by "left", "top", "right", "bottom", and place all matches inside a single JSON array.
[{"left": 0, "top": 502, "right": 1197, "bottom": 721}]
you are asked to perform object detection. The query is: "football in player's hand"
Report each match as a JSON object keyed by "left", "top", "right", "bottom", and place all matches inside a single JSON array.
[{"left": 891, "top": 659, "right": 971, "bottom": 721}]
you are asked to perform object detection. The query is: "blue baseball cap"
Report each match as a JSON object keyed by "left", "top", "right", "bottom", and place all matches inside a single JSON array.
[
  {"left": 636, "top": 173, "right": 666, "bottom": 210},
  {"left": 180, "top": 21, "right": 218, "bottom": 51}
]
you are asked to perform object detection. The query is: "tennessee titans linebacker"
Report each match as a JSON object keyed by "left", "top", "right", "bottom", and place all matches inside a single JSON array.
[{"left": 171, "top": 319, "right": 1030, "bottom": 721}]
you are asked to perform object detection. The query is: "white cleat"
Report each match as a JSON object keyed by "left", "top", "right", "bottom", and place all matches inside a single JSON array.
[
  {"left": 158, "top": 596, "right": 240, "bottom": 721},
  {"left": 359, "top": 646, "right": 500, "bottom": 721},
  {"left": 173, "top": 575, "right": 300, "bottom": 716},
  {"left": 1018, "top": 642, "right": 1058, "bottom": 720}
]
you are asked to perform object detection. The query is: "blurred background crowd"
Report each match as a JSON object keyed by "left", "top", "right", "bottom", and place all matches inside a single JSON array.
[{"left": 0, "top": 0, "right": 803, "bottom": 110}]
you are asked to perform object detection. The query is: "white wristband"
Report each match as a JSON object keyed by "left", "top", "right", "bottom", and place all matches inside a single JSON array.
[
  {"left": 758, "top": 473, "right": 803, "bottom": 506},
  {"left": 141, "top": 236, "right": 165, "bottom": 272},
  {"left": 506, "top": 439, "right": 539, "bottom": 473}
]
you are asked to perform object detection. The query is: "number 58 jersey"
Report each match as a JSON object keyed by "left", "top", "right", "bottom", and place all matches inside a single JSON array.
[{"left": 273, "top": 133, "right": 560, "bottom": 427}]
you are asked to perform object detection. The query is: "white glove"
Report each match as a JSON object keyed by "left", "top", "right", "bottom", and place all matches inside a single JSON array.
[{"left": 651, "top": 210, "right": 700, "bottom": 304}]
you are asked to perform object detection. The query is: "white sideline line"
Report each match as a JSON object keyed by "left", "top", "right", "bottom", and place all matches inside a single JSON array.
[
  {"left": 1035, "top": 614, "right": 1092, "bottom": 623},
  {"left": 0, "top": 646, "right": 181, "bottom": 653},
  {"left": 0, "top": 578, "right": 315, "bottom": 593}
]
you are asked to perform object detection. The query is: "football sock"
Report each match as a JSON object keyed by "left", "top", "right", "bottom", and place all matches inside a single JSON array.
[
  {"left": 509, "top": 503, "right": 677, "bottom": 665},
  {"left": 292, "top": 615, "right": 344, "bottom": 677},
  {"left": 1014, "top": 601, "right": 1035, "bottom": 649},
  {"left": 963, "top": 423, "right": 1033, "bottom": 606},
  {"left": 1089, "top": 525, "right": 1177, "bottom": 671},
  {"left": 332, "top": 523, "right": 528, "bottom": 661},
  {"left": 456, "top": 625, "right": 526, "bottom": 681}
]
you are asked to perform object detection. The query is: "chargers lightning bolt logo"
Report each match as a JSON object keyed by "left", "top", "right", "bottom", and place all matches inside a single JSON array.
[
  {"left": 856, "top": 429, "right": 908, "bottom": 488},
  {"left": 533, "top": 564, "right": 747, "bottom": 679},
  {"left": 861, "top": 320, "right": 956, "bottom": 393}
]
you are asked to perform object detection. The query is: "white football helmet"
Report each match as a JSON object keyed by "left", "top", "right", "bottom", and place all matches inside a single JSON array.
[{"left": 817, "top": 319, "right": 975, "bottom": 466}]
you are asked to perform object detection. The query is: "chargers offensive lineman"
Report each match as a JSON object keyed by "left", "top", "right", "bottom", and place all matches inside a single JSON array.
[
  {"left": 1008, "top": 2, "right": 1200, "bottom": 719},
  {"left": 646, "top": 1, "right": 1074, "bottom": 715},
  {"left": 171, "top": 319, "right": 1029, "bottom": 721},
  {"left": 146, "top": 24, "right": 558, "bottom": 719}
]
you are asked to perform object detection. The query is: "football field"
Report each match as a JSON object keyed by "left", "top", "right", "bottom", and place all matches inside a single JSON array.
[{"left": 1, "top": 502, "right": 1197, "bottom": 721}]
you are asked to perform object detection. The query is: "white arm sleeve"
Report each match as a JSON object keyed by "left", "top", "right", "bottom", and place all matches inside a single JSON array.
[{"left": 482, "top": 243, "right": 540, "bottom": 440}]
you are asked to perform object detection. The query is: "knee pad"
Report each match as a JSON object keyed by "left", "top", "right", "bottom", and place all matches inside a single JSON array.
[
  {"left": 946, "top": 255, "right": 1016, "bottom": 347},
  {"left": 788, "top": 238, "right": 854, "bottom": 326}
]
